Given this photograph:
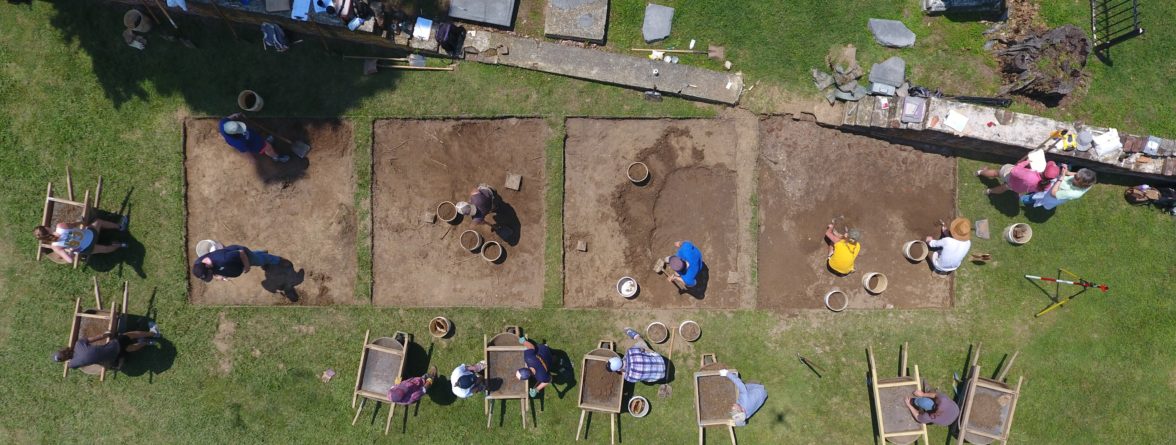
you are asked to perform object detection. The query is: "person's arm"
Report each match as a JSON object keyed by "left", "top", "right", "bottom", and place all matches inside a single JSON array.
[
  {"left": 84, "top": 332, "right": 114, "bottom": 343},
  {"left": 726, "top": 372, "right": 748, "bottom": 395},
  {"left": 239, "top": 250, "right": 252, "bottom": 274},
  {"left": 50, "top": 245, "right": 75, "bottom": 263},
  {"left": 906, "top": 399, "right": 921, "bottom": 419},
  {"left": 912, "top": 389, "right": 933, "bottom": 398}
]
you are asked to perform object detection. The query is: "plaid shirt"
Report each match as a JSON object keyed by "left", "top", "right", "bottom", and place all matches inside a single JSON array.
[{"left": 623, "top": 347, "right": 667, "bottom": 383}]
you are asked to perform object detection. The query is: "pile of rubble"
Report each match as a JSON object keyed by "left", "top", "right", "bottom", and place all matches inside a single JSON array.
[{"left": 812, "top": 44, "right": 910, "bottom": 104}]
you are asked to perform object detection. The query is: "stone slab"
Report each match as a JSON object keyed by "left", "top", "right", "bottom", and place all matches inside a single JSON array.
[
  {"left": 449, "top": 0, "right": 517, "bottom": 27},
  {"left": 464, "top": 32, "right": 743, "bottom": 104},
  {"left": 868, "top": 18, "right": 916, "bottom": 48},
  {"left": 642, "top": 3, "right": 674, "bottom": 43},
  {"left": 869, "top": 56, "right": 906, "bottom": 88},
  {"left": 544, "top": 0, "right": 609, "bottom": 43}
]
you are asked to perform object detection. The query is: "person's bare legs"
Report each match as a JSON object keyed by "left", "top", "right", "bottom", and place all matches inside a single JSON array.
[
  {"left": 977, "top": 167, "right": 1000, "bottom": 179},
  {"left": 824, "top": 224, "right": 840, "bottom": 255}
]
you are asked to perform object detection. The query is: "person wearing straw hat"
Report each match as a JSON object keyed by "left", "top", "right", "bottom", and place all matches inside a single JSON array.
[
  {"left": 219, "top": 113, "right": 289, "bottom": 163},
  {"left": 824, "top": 225, "right": 861, "bottom": 275},
  {"left": 925, "top": 217, "right": 972, "bottom": 274},
  {"left": 455, "top": 183, "right": 497, "bottom": 225}
]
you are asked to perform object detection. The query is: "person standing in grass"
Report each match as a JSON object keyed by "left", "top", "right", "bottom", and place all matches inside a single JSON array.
[
  {"left": 451, "top": 361, "right": 487, "bottom": 398},
  {"left": 907, "top": 387, "right": 960, "bottom": 426},
  {"left": 1025, "top": 166, "right": 1097, "bottom": 210},
  {"left": 191, "top": 244, "right": 282, "bottom": 282},
  {"left": 719, "top": 369, "right": 767, "bottom": 426},
  {"left": 219, "top": 113, "right": 289, "bottom": 163},
  {"left": 34, "top": 215, "right": 129, "bottom": 263},
  {"left": 824, "top": 225, "right": 861, "bottom": 275},
  {"left": 516, "top": 336, "right": 554, "bottom": 398},
  {"left": 975, "top": 157, "right": 1059, "bottom": 196},
  {"left": 609, "top": 328, "right": 667, "bottom": 384},
  {"left": 52, "top": 322, "right": 161, "bottom": 368},
  {"left": 925, "top": 217, "right": 972, "bottom": 274},
  {"left": 387, "top": 366, "right": 438, "bottom": 405}
]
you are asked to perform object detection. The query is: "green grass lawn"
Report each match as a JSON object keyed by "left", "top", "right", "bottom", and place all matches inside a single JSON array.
[{"left": 2, "top": 1, "right": 1175, "bottom": 444}]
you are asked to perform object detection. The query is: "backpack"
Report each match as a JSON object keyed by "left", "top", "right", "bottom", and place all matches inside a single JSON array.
[
  {"left": 1124, "top": 186, "right": 1157, "bottom": 205},
  {"left": 261, "top": 22, "right": 289, "bottom": 52},
  {"left": 434, "top": 22, "right": 465, "bottom": 53}
]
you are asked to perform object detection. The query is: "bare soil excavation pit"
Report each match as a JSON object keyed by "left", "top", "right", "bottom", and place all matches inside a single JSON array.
[
  {"left": 757, "top": 117, "right": 954, "bottom": 310},
  {"left": 185, "top": 118, "right": 356, "bottom": 305},
  {"left": 372, "top": 119, "right": 549, "bottom": 307},
  {"left": 564, "top": 119, "right": 753, "bottom": 309}
]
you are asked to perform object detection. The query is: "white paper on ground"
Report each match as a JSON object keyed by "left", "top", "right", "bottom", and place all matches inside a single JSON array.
[
  {"left": 944, "top": 110, "right": 968, "bottom": 132},
  {"left": 1027, "top": 149, "right": 1046, "bottom": 172},
  {"left": 291, "top": 0, "right": 310, "bottom": 20},
  {"left": 413, "top": 17, "right": 433, "bottom": 40}
]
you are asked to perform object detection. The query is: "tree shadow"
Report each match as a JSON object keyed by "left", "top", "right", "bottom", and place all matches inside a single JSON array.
[
  {"left": 261, "top": 258, "right": 305, "bottom": 302},
  {"left": 46, "top": 1, "right": 409, "bottom": 118}
]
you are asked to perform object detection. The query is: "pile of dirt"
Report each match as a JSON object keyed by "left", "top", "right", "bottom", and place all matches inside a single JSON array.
[
  {"left": 697, "top": 375, "right": 736, "bottom": 422},
  {"left": 997, "top": 24, "right": 1091, "bottom": 105},
  {"left": 646, "top": 323, "right": 668, "bottom": 343},
  {"left": 582, "top": 361, "right": 621, "bottom": 407},
  {"left": 679, "top": 321, "right": 700, "bottom": 342}
]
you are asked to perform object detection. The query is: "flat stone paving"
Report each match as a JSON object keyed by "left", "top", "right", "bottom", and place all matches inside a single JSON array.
[{"left": 544, "top": 0, "right": 608, "bottom": 43}]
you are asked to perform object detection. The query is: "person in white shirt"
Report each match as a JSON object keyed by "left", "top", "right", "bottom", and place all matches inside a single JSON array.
[
  {"left": 450, "top": 361, "right": 486, "bottom": 398},
  {"left": 925, "top": 217, "right": 971, "bottom": 273}
]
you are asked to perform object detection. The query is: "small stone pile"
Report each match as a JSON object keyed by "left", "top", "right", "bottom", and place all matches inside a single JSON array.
[
  {"left": 997, "top": 24, "right": 1091, "bottom": 105},
  {"left": 813, "top": 44, "right": 909, "bottom": 104}
]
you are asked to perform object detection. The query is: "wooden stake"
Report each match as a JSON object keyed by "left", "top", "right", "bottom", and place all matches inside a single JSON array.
[
  {"left": 667, "top": 326, "right": 675, "bottom": 359},
  {"left": 206, "top": 0, "right": 240, "bottom": 42}
]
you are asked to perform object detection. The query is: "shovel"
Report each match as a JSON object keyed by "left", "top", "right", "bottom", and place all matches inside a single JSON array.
[{"left": 240, "top": 114, "right": 312, "bottom": 158}]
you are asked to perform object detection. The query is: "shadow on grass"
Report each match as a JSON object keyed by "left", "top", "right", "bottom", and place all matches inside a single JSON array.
[{"left": 48, "top": 1, "right": 411, "bottom": 116}]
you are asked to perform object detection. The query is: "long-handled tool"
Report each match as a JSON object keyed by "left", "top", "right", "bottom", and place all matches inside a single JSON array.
[
  {"left": 798, "top": 353, "right": 824, "bottom": 378},
  {"left": 239, "top": 114, "right": 312, "bottom": 158},
  {"left": 1025, "top": 268, "right": 1109, "bottom": 317},
  {"left": 148, "top": 0, "right": 196, "bottom": 48}
]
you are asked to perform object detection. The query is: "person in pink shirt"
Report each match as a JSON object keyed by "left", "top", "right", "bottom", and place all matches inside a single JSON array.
[{"left": 975, "top": 156, "right": 1060, "bottom": 196}]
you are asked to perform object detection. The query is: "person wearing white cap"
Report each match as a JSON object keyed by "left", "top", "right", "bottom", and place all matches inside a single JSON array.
[
  {"left": 455, "top": 184, "right": 496, "bottom": 224},
  {"left": 219, "top": 113, "right": 288, "bottom": 162}
]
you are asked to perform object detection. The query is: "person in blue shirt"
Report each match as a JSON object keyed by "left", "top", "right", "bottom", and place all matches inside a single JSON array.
[
  {"left": 719, "top": 369, "right": 767, "bottom": 426},
  {"left": 516, "top": 336, "right": 555, "bottom": 398},
  {"left": 666, "top": 240, "right": 703, "bottom": 288},
  {"left": 219, "top": 114, "right": 289, "bottom": 163},
  {"left": 191, "top": 244, "right": 282, "bottom": 282}
]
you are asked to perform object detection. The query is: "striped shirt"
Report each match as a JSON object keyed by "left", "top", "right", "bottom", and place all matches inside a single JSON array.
[{"left": 622, "top": 347, "right": 666, "bottom": 383}]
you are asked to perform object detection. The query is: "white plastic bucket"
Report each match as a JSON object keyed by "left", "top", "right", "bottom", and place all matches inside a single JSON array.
[
  {"left": 902, "top": 240, "right": 928, "bottom": 262},
  {"left": 1003, "top": 223, "right": 1032, "bottom": 245},
  {"left": 824, "top": 289, "right": 848, "bottom": 312},
  {"left": 617, "top": 276, "right": 638, "bottom": 298},
  {"left": 237, "top": 90, "right": 264, "bottom": 112},
  {"left": 862, "top": 272, "right": 888, "bottom": 295},
  {"left": 196, "top": 239, "right": 223, "bottom": 257}
]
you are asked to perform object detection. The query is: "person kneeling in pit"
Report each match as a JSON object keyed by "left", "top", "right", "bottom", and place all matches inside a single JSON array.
[
  {"left": 456, "top": 184, "right": 496, "bottom": 225},
  {"left": 926, "top": 217, "right": 971, "bottom": 274}
]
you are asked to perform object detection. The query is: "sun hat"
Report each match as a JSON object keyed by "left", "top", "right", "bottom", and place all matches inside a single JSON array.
[
  {"left": 455, "top": 201, "right": 474, "bottom": 216},
  {"left": 1042, "top": 161, "right": 1061, "bottom": 180},
  {"left": 222, "top": 120, "right": 247, "bottom": 135},
  {"left": 457, "top": 374, "right": 477, "bottom": 389},
  {"left": 913, "top": 397, "right": 935, "bottom": 411},
  {"left": 608, "top": 357, "right": 623, "bottom": 372},
  {"left": 516, "top": 368, "right": 532, "bottom": 380},
  {"left": 846, "top": 228, "right": 862, "bottom": 243},
  {"left": 949, "top": 217, "right": 971, "bottom": 241},
  {"left": 668, "top": 256, "right": 686, "bottom": 273}
]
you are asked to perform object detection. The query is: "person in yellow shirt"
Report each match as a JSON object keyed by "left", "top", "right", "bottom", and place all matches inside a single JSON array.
[{"left": 824, "top": 224, "right": 861, "bottom": 275}]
